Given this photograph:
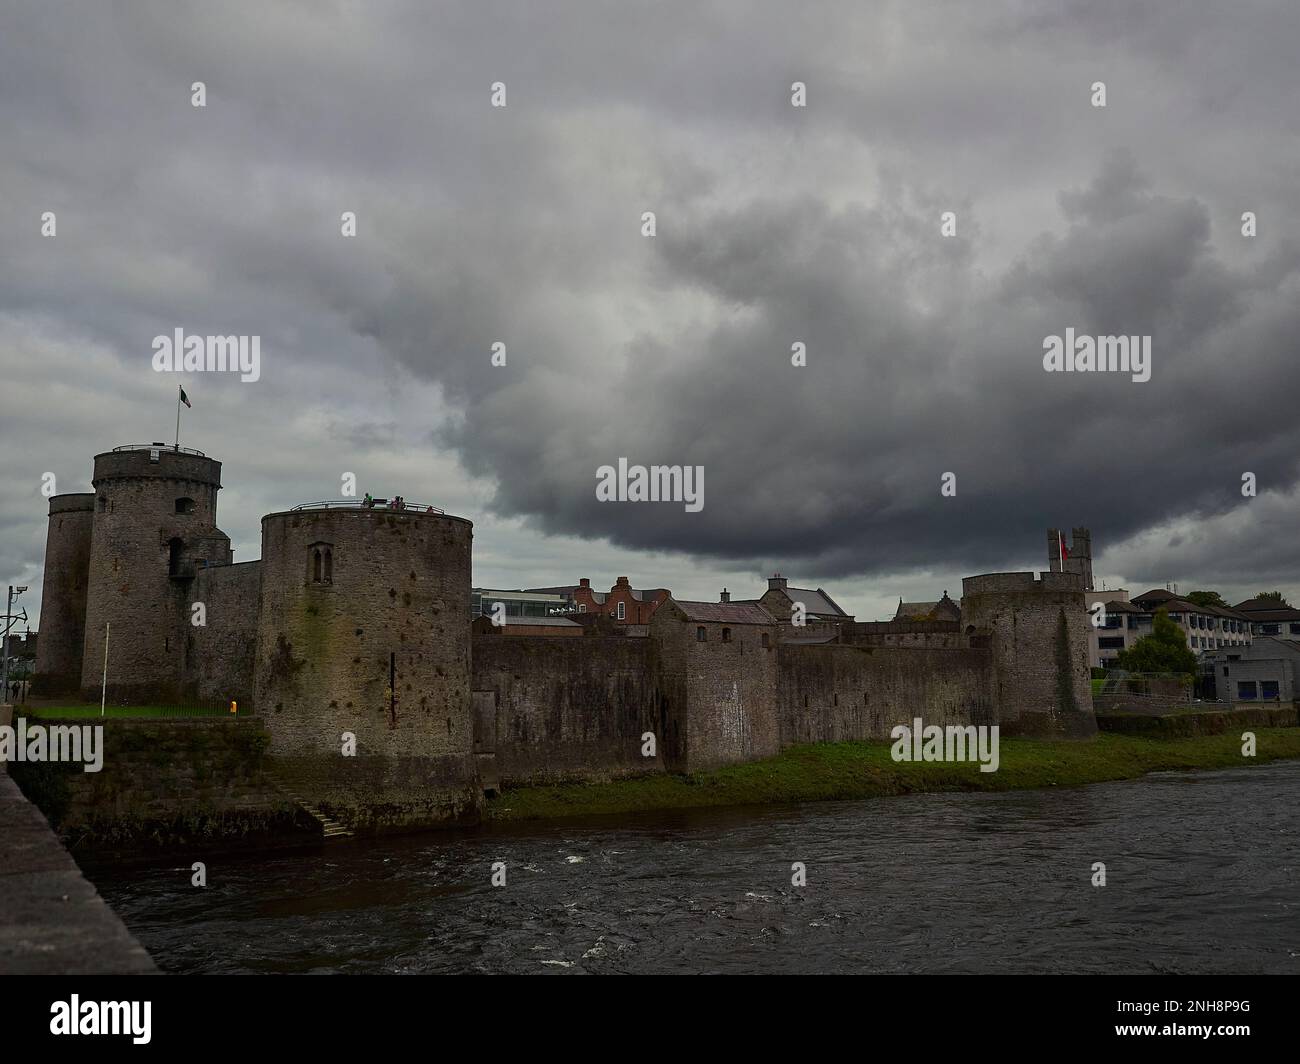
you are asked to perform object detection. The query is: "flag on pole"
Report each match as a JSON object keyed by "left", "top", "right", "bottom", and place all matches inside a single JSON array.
[
  {"left": 1059, "top": 530, "right": 1069, "bottom": 565},
  {"left": 179, "top": 386, "right": 192, "bottom": 408}
]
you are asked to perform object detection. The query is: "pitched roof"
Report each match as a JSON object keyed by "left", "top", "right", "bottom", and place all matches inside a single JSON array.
[
  {"left": 1233, "top": 598, "right": 1300, "bottom": 620},
  {"left": 671, "top": 599, "right": 777, "bottom": 625},
  {"left": 1159, "top": 598, "right": 1204, "bottom": 614},
  {"left": 785, "top": 587, "right": 849, "bottom": 617},
  {"left": 896, "top": 600, "right": 939, "bottom": 619},
  {"left": 1205, "top": 604, "right": 1252, "bottom": 620}
]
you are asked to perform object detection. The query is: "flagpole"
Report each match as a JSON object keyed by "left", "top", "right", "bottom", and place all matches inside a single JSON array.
[{"left": 175, "top": 386, "right": 181, "bottom": 450}]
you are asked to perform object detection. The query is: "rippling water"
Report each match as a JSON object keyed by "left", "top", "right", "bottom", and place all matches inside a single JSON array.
[{"left": 92, "top": 762, "right": 1300, "bottom": 974}]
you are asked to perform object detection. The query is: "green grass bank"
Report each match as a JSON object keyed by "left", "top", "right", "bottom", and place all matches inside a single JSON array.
[{"left": 486, "top": 729, "right": 1300, "bottom": 822}]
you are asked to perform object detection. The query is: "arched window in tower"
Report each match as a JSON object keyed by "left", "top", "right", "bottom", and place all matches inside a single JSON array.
[
  {"left": 308, "top": 542, "right": 335, "bottom": 585},
  {"left": 175, "top": 497, "right": 196, "bottom": 515}
]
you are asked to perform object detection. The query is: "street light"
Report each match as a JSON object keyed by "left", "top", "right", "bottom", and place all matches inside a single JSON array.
[{"left": 2, "top": 585, "right": 29, "bottom": 704}]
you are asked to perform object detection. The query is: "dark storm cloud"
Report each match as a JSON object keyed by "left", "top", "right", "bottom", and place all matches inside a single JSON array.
[{"left": 2, "top": 0, "right": 1299, "bottom": 623}]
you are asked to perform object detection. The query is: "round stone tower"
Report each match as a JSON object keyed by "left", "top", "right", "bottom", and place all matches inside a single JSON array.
[
  {"left": 960, "top": 571, "right": 1096, "bottom": 738},
  {"left": 80, "top": 445, "right": 231, "bottom": 703},
  {"left": 253, "top": 503, "right": 479, "bottom": 828},
  {"left": 32, "top": 493, "right": 95, "bottom": 695}
]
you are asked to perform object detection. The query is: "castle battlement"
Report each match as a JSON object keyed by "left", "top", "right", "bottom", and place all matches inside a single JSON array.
[
  {"left": 92, "top": 446, "right": 223, "bottom": 489},
  {"left": 47, "top": 492, "right": 95, "bottom": 516},
  {"left": 963, "top": 571, "right": 1087, "bottom": 596}
]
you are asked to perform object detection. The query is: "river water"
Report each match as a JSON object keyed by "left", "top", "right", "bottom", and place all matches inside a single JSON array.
[{"left": 92, "top": 762, "right": 1300, "bottom": 974}]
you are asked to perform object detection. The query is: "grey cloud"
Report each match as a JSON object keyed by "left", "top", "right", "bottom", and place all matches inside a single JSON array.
[{"left": 2, "top": 1, "right": 1299, "bottom": 630}]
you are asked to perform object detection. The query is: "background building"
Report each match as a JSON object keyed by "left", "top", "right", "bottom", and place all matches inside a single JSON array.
[
  {"left": 1233, "top": 597, "right": 1300, "bottom": 638},
  {"left": 471, "top": 588, "right": 570, "bottom": 620}
]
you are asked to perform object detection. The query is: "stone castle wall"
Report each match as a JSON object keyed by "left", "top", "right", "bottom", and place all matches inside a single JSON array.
[
  {"left": 6, "top": 716, "right": 301, "bottom": 854},
  {"left": 29, "top": 445, "right": 1102, "bottom": 837},
  {"left": 188, "top": 560, "right": 262, "bottom": 708},
  {"left": 472, "top": 633, "right": 663, "bottom": 784},
  {"left": 650, "top": 608, "right": 781, "bottom": 773},
  {"left": 32, "top": 494, "right": 95, "bottom": 695},
  {"left": 839, "top": 619, "right": 965, "bottom": 649},
  {"left": 777, "top": 644, "right": 993, "bottom": 745}
]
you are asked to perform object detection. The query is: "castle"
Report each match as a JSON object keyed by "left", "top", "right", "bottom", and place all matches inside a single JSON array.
[{"left": 32, "top": 444, "right": 1096, "bottom": 831}]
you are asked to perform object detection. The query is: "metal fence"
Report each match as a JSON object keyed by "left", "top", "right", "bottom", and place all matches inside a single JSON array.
[
  {"left": 26, "top": 696, "right": 249, "bottom": 720},
  {"left": 289, "top": 499, "right": 445, "bottom": 513}
]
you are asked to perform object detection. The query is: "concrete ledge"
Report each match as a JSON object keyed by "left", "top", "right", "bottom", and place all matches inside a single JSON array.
[{"left": 0, "top": 770, "right": 156, "bottom": 974}]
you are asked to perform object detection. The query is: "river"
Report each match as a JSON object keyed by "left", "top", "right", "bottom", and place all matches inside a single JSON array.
[{"left": 92, "top": 762, "right": 1300, "bottom": 974}]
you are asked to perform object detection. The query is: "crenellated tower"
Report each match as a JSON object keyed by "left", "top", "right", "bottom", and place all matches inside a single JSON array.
[
  {"left": 961, "top": 570, "right": 1096, "bottom": 738},
  {"left": 80, "top": 444, "right": 231, "bottom": 702}
]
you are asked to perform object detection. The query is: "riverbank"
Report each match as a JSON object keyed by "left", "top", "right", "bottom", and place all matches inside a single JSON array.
[{"left": 486, "top": 729, "right": 1300, "bottom": 822}]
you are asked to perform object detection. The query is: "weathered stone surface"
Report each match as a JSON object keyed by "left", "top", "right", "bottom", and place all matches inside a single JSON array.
[
  {"left": 188, "top": 560, "right": 261, "bottom": 707},
  {"left": 472, "top": 634, "right": 662, "bottom": 783},
  {"left": 961, "top": 571, "right": 1096, "bottom": 738},
  {"left": 253, "top": 508, "right": 480, "bottom": 824},
  {"left": 8, "top": 716, "right": 300, "bottom": 853},
  {"left": 777, "top": 644, "right": 993, "bottom": 744},
  {"left": 651, "top": 603, "right": 781, "bottom": 773},
  {"left": 80, "top": 448, "right": 231, "bottom": 703},
  {"left": 0, "top": 771, "right": 156, "bottom": 974},
  {"left": 31, "top": 494, "right": 94, "bottom": 696}
]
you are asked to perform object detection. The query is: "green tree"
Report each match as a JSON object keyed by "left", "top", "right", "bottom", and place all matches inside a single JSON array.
[
  {"left": 1253, "top": 591, "right": 1293, "bottom": 607},
  {"left": 1185, "top": 590, "right": 1228, "bottom": 609},
  {"left": 1116, "top": 608, "right": 1197, "bottom": 676}
]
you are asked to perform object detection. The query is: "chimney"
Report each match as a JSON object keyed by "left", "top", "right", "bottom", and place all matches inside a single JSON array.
[
  {"left": 720, "top": 588, "right": 730, "bottom": 603},
  {"left": 615, "top": 576, "right": 630, "bottom": 587},
  {"left": 579, "top": 578, "right": 590, "bottom": 588},
  {"left": 768, "top": 573, "right": 787, "bottom": 591}
]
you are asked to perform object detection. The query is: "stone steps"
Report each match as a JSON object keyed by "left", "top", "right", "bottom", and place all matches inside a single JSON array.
[
  {"left": 290, "top": 796, "right": 354, "bottom": 840},
  {"left": 263, "top": 773, "right": 354, "bottom": 841}
]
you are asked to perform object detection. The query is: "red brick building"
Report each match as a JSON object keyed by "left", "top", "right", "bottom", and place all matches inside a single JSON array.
[{"left": 525, "top": 577, "right": 671, "bottom": 624}]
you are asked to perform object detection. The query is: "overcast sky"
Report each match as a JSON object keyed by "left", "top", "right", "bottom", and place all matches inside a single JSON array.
[{"left": 2, "top": 1, "right": 1298, "bottom": 632}]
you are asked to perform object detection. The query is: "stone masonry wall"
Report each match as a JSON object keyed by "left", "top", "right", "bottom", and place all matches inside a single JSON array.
[
  {"left": 32, "top": 494, "right": 94, "bottom": 695},
  {"left": 839, "top": 619, "right": 964, "bottom": 649},
  {"left": 7, "top": 716, "right": 302, "bottom": 856},
  {"left": 472, "top": 633, "right": 663, "bottom": 784},
  {"left": 187, "top": 561, "right": 262, "bottom": 708},
  {"left": 777, "top": 644, "right": 994, "bottom": 745},
  {"left": 650, "top": 610, "right": 781, "bottom": 772},
  {"left": 960, "top": 571, "right": 1096, "bottom": 738},
  {"left": 253, "top": 508, "right": 481, "bottom": 828},
  {"left": 81, "top": 449, "right": 230, "bottom": 703}
]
